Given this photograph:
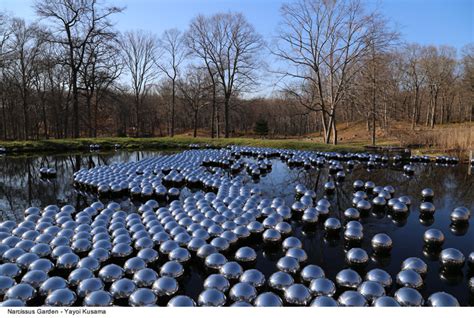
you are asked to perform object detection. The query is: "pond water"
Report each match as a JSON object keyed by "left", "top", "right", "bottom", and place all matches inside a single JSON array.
[{"left": 0, "top": 149, "right": 473, "bottom": 305}]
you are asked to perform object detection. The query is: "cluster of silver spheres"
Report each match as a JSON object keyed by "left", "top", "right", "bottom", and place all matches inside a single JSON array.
[{"left": 0, "top": 145, "right": 471, "bottom": 306}]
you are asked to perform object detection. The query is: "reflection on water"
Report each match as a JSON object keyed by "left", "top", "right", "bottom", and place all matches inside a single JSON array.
[
  {"left": 0, "top": 151, "right": 162, "bottom": 222},
  {"left": 0, "top": 150, "right": 473, "bottom": 305}
]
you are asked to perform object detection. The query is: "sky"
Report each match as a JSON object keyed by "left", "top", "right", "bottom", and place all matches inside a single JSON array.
[{"left": 1, "top": 0, "right": 472, "bottom": 50}]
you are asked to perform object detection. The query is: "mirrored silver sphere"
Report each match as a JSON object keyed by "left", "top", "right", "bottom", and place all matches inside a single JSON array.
[
  {"left": 394, "top": 287, "right": 424, "bottom": 306},
  {"left": 254, "top": 292, "right": 283, "bottom": 307},
  {"left": 338, "top": 290, "right": 368, "bottom": 307},
  {"left": 284, "top": 283, "right": 312, "bottom": 306},
  {"left": 197, "top": 288, "right": 226, "bottom": 307}
]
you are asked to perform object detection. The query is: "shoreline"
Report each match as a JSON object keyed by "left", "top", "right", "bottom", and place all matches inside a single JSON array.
[{"left": 0, "top": 136, "right": 470, "bottom": 161}]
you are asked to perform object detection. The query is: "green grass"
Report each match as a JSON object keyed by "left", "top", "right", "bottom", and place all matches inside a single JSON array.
[{"left": 0, "top": 136, "right": 370, "bottom": 154}]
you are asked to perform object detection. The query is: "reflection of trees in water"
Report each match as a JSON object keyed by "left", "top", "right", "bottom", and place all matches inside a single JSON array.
[
  {"left": 0, "top": 151, "right": 161, "bottom": 221},
  {"left": 254, "top": 160, "right": 473, "bottom": 214}
]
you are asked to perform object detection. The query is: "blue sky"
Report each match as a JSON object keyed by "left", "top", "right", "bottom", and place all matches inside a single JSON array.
[{"left": 1, "top": 0, "right": 472, "bottom": 50}]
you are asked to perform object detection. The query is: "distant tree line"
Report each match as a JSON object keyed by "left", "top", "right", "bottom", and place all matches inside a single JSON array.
[{"left": 0, "top": 0, "right": 472, "bottom": 144}]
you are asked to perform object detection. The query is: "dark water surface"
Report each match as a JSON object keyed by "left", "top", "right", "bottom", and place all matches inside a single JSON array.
[{"left": 0, "top": 150, "right": 473, "bottom": 305}]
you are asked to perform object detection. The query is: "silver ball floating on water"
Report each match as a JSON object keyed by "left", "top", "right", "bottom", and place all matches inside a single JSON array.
[
  {"left": 291, "top": 201, "right": 305, "bottom": 214},
  {"left": 0, "top": 276, "right": 16, "bottom": 298},
  {"left": 151, "top": 276, "right": 179, "bottom": 298},
  {"left": 450, "top": 207, "right": 471, "bottom": 224},
  {"left": 235, "top": 246, "right": 257, "bottom": 263},
  {"left": 394, "top": 287, "right": 424, "bottom": 306},
  {"left": 220, "top": 261, "right": 243, "bottom": 280},
  {"left": 337, "top": 290, "right": 368, "bottom": 306},
  {"left": 423, "top": 229, "right": 445, "bottom": 247},
  {"left": 372, "top": 196, "right": 386, "bottom": 208},
  {"left": 83, "top": 290, "right": 114, "bottom": 306},
  {"left": 274, "top": 221, "right": 292, "bottom": 236},
  {"left": 197, "top": 288, "right": 226, "bottom": 307},
  {"left": 4, "top": 283, "right": 36, "bottom": 303},
  {"left": 353, "top": 180, "right": 364, "bottom": 191},
  {"left": 345, "top": 248, "right": 369, "bottom": 267},
  {"left": 98, "top": 264, "right": 124, "bottom": 283},
  {"left": 229, "top": 282, "right": 257, "bottom": 303},
  {"left": 324, "top": 218, "right": 342, "bottom": 234},
  {"left": 160, "top": 261, "right": 184, "bottom": 278},
  {"left": 469, "top": 277, "right": 474, "bottom": 293},
  {"left": 282, "top": 237, "right": 302, "bottom": 251},
  {"left": 295, "top": 184, "right": 306, "bottom": 196},
  {"left": 45, "top": 288, "right": 77, "bottom": 306},
  {"left": 21, "top": 270, "right": 49, "bottom": 289},
  {"left": 373, "top": 296, "right": 400, "bottom": 307},
  {"left": 310, "top": 296, "right": 338, "bottom": 307},
  {"left": 0, "top": 299, "right": 26, "bottom": 306},
  {"left": 391, "top": 202, "right": 409, "bottom": 216},
  {"left": 357, "top": 281, "right": 385, "bottom": 304},
  {"left": 300, "top": 264, "right": 325, "bottom": 284},
  {"left": 204, "top": 274, "right": 230, "bottom": 293},
  {"left": 364, "top": 181, "right": 375, "bottom": 192},
  {"left": 39, "top": 276, "right": 68, "bottom": 297},
  {"left": 426, "top": 292, "right": 460, "bottom": 307},
  {"left": 133, "top": 268, "right": 159, "bottom": 288},
  {"left": 401, "top": 257, "right": 428, "bottom": 276},
  {"left": 77, "top": 277, "right": 104, "bottom": 298},
  {"left": 343, "top": 227, "right": 364, "bottom": 243},
  {"left": 240, "top": 269, "right": 266, "bottom": 288},
  {"left": 253, "top": 292, "right": 283, "bottom": 307},
  {"left": 344, "top": 208, "right": 360, "bottom": 221},
  {"left": 277, "top": 256, "right": 300, "bottom": 274},
  {"left": 205, "top": 253, "right": 228, "bottom": 271},
  {"left": 335, "top": 268, "right": 362, "bottom": 289},
  {"left": 302, "top": 208, "right": 319, "bottom": 224},
  {"left": 268, "top": 271, "right": 294, "bottom": 292},
  {"left": 440, "top": 248, "right": 465, "bottom": 270},
  {"left": 356, "top": 200, "right": 372, "bottom": 214},
  {"left": 324, "top": 181, "right": 336, "bottom": 194},
  {"left": 398, "top": 196, "right": 412, "bottom": 206},
  {"left": 286, "top": 247, "right": 308, "bottom": 263},
  {"left": 396, "top": 269, "right": 423, "bottom": 289},
  {"left": 284, "top": 283, "right": 312, "bottom": 306},
  {"left": 128, "top": 288, "right": 157, "bottom": 306},
  {"left": 419, "top": 202, "right": 435, "bottom": 215},
  {"left": 167, "top": 295, "right": 196, "bottom": 307},
  {"left": 309, "top": 278, "right": 335, "bottom": 297},
  {"left": 262, "top": 229, "right": 281, "bottom": 244},
  {"left": 371, "top": 233, "right": 393, "bottom": 254},
  {"left": 110, "top": 278, "right": 137, "bottom": 300},
  {"left": 421, "top": 188, "right": 434, "bottom": 201}
]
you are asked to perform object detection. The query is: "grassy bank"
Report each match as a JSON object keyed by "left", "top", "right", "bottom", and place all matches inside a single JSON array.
[{"left": 0, "top": 136, "right": 369, "bottom": 154}]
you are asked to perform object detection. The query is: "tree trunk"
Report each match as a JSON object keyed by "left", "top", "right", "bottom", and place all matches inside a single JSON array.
[
  {"left": 171, "top": 79, "right": 175, "bottom": 137},
  {"left": 332, "top": 114, "right": 338, "bottom": 145},
  {"left": 193, "top": 108, "right": 198, "bottom": 138},
  {"left": 135, "top": 94, "right": 140, "bottom": 137},
  {"left": 224, "top": 95, "right": 230, "bottom": 138},
  {"left": 211, "top": 83, "right": 216, "bottom": 138}
]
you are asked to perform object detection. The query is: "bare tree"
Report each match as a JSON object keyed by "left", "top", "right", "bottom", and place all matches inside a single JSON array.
[
  {"left": 34, "top": 0, "right": 122, "bottom": 138},
  {"left": 185, "top": 17, "right": 218, "bottom": 138},
  {"left": 186, "top": 13, "right": 262, "bottom": 138},
  {"left": 157, "top": 28, "right": 187, "bottom": 137},
  {"left": 177, "top": 65, "right": 211, "bottom": 137},
  {"left": 399, "top": 44, "right": 428, "bottom": 130},
  {"left": 80, "top": 30, "right": 122, "bottom": 137},
  {"left": 421, "top": 45, "right": 457, "bottom": 128},
  {"left": 119, "top": 30, "right": 158, "bottom": 136},
  {"left": 274, "top": 0, "right": 387, "bottom": 144},
  {"left": 6, "top": 18, "right": 46, "bottom": 139},
  {"left": 461, "top": 44, "right": 474, "bottom": 122}
]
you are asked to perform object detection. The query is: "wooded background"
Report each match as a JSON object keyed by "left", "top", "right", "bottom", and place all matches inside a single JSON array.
[{"left": 0, "top": 0, "right": 472, "bottom": 145}]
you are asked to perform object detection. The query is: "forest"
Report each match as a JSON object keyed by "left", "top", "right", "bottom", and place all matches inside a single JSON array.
[{"left": 0, "top": 0, "right": 472, "bottom": 146}]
